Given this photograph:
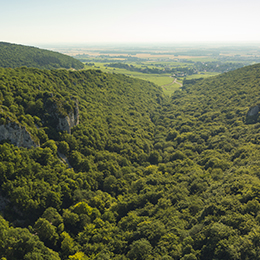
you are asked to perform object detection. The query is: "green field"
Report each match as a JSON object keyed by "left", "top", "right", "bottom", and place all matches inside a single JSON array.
[
  {"left": 84, "top": 62, "right": 181, "bottom": 95},
  {"left": 76, "top": 45, "right": 260, "bottom": 96},
  {"left": 162, "top": 82, "right": 181, "bottom": 96},
  {"left": 143, "top": 75, "right": 173, "bottom": 86},
  {"left": 185, "top": 72, "right": 220, "bottom": 80},
  {"left": 83, "top": 62, "right": 222, "bottom": 96}
]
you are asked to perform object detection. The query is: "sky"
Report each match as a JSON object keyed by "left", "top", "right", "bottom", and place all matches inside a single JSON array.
[{"left": 1, "top": 0, "right": 260, "bottom": 46}]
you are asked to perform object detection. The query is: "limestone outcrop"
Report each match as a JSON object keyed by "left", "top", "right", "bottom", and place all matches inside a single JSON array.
[
  {"left": 246, "top": 105, "right": 260, "bottom": 124},
  {"left": 247, "top": 105, "right": 259, "bottom": 117},
  {"left": 56, "top": 99, "right": 79, "bottom": 134},
  {"left": 42, "top": 96, "right": 79, "bottom": 134},
  {"left": 0, "top": 120, "right": 39, "bottom": 148}
]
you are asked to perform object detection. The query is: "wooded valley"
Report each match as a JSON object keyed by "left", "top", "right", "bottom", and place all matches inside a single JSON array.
[{"left": 1, "top": 43, "right": 260, "bottom": 259}]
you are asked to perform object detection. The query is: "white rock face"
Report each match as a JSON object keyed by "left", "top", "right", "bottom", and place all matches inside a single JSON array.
[
  {"left": 56, "top": 100, "right": 79, "bottom": 134},
  {"left": 0, "top": 121, "right": 39, "bottom": 148}
]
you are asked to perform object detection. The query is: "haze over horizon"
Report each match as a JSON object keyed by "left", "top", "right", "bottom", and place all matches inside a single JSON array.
[{"left": 1, "top": 0, "right": 260, "bottom": 46}]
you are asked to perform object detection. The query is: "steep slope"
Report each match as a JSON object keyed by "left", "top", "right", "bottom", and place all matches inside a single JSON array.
[
  {"left": 149, "top": 63, "right": 260, "bottom": 260},
  {"left": 0, "top": 42, "right": 84, "bottom": 70},
  {"left": 1, "top": 64, "right": 260, "bottom": 259},
  {"left": 0, "top": 66, "right": 162, "bottom": 259}
]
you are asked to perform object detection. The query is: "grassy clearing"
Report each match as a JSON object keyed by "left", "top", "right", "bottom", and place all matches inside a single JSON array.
[
  {"left": 83, "top": 62, "right": 218, "bottom": 96},
  {"left": 162, "top": 83, "right": 181, "bottom": 96},
  {"left": 132, "top": 75, "right": 172, "bottom": 86},
  {"left": 185, "top": 72, "right": 220, "bottom": 80},
  {"left": 145, "top": 76, "right": 173, "bottom": 86},
  {"left": 84, "top": 63, "right": 175, "bottom": 86}
]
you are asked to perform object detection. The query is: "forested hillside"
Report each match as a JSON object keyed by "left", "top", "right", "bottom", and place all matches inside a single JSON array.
[
  {"left": 0, "top": 42, "right": 84, "bottom": 70},
  {"left": 1, "top": 64, "right": 260, "bottom": 259}
]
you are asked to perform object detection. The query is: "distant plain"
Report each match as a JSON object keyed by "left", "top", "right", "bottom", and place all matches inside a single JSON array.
[{"left": 49, "top": 43, "right": 260, "bottom": 96}]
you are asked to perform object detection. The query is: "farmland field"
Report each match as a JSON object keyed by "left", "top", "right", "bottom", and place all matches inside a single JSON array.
[{"left": 48, "top": 43, "right": 260, "bottom": 96}]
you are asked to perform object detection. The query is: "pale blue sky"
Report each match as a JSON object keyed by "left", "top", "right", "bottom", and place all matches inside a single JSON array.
[{"left": 1, "top": 0, "right": 260, "bottom": 45}]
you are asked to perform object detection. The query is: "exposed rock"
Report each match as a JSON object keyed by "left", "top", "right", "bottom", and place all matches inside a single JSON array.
[
  {"left": 247, "top": 105, "right": 259, "bottom": 117},
  {"left": 56, "top": 99, "right": 79, "bottom": 134},
  {"left": 0, "top": 120, "right": 39, "bottom": 148},
  {"left": 57, "top": 151, "right": 72, "bottom": 168},
  {"left": 42, "top": 96, "right": 79, "bottom": 134},
  {"left": 246, "top": 105, "right": 259, "bottom": 124}
]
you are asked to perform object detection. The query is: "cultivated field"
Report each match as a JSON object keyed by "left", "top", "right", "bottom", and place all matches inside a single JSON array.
[{"left": 49, "top": 43, "right": 260, "bottom": 96}]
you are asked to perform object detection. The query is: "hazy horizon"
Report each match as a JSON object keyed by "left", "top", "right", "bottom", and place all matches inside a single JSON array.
[
  {"left": 2, "top": 0, "right": 260, "bottom": 46},
  {"left": 6, "top": 41, "right": 260, "bottom": 51}
]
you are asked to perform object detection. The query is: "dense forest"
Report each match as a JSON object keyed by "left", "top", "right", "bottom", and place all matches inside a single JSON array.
[
  {"left": 0, "top": 42, "right": 84, "bottom": 70},
  {"left": 1, "top": 62, "right": 260, "bottom": 259}
]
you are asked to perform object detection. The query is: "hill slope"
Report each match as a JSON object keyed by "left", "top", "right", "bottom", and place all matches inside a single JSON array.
[
  {"left": 0, "top": 42, "right": 84, "bottom": 70},
  {"left": 1, "top": 64, "right": 260, "bottom": 259}
]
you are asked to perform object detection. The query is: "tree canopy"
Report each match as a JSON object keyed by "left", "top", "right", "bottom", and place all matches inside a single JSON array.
[
  {"left": 1, "top": 63, "right": 260, "bottom": 259},
  {"left": 0, "top": 42, "right": 84, "bottom": 70}
]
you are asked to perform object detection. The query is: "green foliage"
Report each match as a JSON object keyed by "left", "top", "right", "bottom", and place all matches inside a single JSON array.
[
  {"left": 0, "top": 216, "right": 60, "bottom": 260},
  {"left": 127, "top": 238, "right": 153, "bottom": 260},
  {"left": 1, "top": 63, "right": 260, "bottom": 259},
  {"left": 0, "top": 42, "right": 84, "bottom": 69}
]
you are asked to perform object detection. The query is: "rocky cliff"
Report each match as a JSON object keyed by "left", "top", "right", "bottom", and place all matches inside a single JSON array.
[
  {"left": 42, "top": 96, "right": 80, "bottom": 134},
  {"left": 246, "top": 105, "right": 259, "bottom": 124},
  {"left": 55, "top": 99, "right": 79, "bottom": 134},
  {"left": 0, "top": 120, "right": 39, "bottom": 148},
  {"left": 0, "top": 97, "right": 79, "bottom": 149}
]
